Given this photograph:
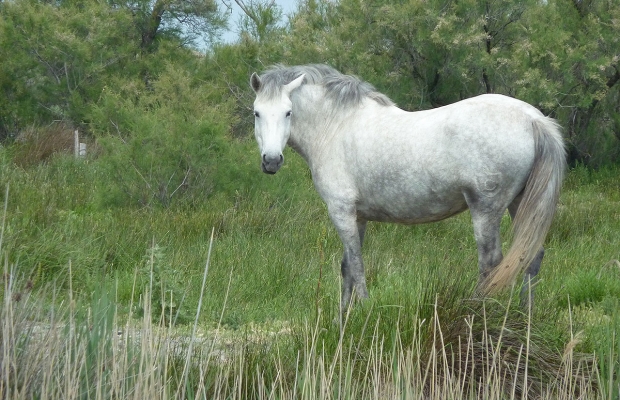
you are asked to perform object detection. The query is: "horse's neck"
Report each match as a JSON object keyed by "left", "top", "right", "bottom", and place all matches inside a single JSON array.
[
  {"left": 288, "top": 120, "right": 319, "bottom": 168},
  {"left": 288, "top": 87, "right": 326, "bottom": 167},
  {"left": 288, "top": 88, "right": 339, "bottom": 168}
]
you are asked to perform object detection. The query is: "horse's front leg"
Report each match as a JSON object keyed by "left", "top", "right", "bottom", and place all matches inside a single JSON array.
[
  {"left": 329, "top": 206, "right": 368, "bottom": 315},
  {"left": 340, "top": 220, "right": 368, "bottom": 310}
]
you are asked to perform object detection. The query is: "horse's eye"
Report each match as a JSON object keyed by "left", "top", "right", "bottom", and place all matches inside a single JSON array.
[
  {"left": 286, "top": 111, "right": 292, "bottom": 118},
  {"left": 254, "top": 111, "right": 260, "bottom": 118}
]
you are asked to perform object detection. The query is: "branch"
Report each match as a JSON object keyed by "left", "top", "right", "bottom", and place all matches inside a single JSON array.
[
  {"left": 31, "top": 49, "right": 61, "bottom": 85},
  {"left": 233, "top": 0, "right": 275, "bottom": 26},
  {"left": 109, "top": 119, "right": 127, "bottom": 144},
  {"left": 169, "top": 167, "right": 190, "bottom": 199},
  {"left": 606, "top": 63, "right": 620, "bottom": 89},
  {"left": 234, "top": 0, "right": 259, "bottom": 25},
  {"left": 141, "top": 0, "right": 172, "bottom": 49}
]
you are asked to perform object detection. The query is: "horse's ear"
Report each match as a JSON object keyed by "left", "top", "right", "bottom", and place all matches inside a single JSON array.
[
  {"left": 284, "top": 74, "right": 305, "bottom": 95},
  {"left": 250, "top": 73, "right": 262, "bottom": 93}
]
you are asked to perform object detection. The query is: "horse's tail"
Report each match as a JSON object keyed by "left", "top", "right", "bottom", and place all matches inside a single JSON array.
[{"left": 479, "top": 117, "right": 566, "bottom": 295}]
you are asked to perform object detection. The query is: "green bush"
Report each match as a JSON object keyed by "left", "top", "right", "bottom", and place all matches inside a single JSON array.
[{"left": 89, "top": 63, "right": 233, "bottom": 208}]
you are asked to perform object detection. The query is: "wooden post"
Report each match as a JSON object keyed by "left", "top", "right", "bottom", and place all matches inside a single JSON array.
[
  {"left": 74, "top": 130, "right": 79, "bottom": 158},
  {"left": 74, "top": 130, "right": 86, "bottom": 158}
]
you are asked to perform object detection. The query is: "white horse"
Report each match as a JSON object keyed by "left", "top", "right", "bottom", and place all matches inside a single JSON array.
[{"left": 250, "top": 64, "right": 565, "bottom": 314}]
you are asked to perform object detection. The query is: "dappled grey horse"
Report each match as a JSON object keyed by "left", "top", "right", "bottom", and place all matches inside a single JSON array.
[{"left": 250, "top": 64, "right": 565, "bottom": 314}]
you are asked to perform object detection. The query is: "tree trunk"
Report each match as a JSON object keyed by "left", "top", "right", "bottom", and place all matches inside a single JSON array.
[{"left": 141, "top": 0, "right": 168, "bottom": 50}]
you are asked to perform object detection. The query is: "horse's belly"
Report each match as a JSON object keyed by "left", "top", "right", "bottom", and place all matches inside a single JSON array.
[{"left": 356, "top": 193, "right": 468, "bottom": 224}]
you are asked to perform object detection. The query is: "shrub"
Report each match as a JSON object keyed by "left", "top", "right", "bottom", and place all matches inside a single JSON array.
[
  {"left": 12, "top": 123, "right": 80, "bottom": 167},
  {"left": 89, "top": 63, "right": 233, "bottom": 208}
]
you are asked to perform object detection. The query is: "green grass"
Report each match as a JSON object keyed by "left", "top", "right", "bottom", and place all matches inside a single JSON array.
[{"left": 0, "top": 145, "right": 619, "bottom": 398}]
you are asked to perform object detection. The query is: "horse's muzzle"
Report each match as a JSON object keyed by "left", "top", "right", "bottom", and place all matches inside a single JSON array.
[{"left": 261, "top": 154, "right": 283, "bottom": 174}]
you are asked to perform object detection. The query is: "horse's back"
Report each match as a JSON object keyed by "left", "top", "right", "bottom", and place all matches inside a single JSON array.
[{"left": 350, "top": 94, "right": 540, "bottom": 180}]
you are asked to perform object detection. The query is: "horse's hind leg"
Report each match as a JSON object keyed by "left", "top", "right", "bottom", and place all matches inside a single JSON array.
[
  {"left": 509, "top": 198, "right": 544, "bottom": 309},
  {"left": 469, "top": 208, "right": 504, "bottom": 286},
  {"left": 466, "top": 192, "right": 504, "bottom": 287},
  {"left": 519, "top": 249, "right": 544, "bottom": 309}
]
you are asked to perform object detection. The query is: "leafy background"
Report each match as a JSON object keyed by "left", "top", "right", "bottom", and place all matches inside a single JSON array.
[{"left": 0, "top": 0, "right": 619, "bottom": 398}]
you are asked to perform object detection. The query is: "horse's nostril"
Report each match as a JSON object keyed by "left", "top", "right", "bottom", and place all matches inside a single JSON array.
[{"left": 263, "top": 154, "right": 283, "bottom": 164}]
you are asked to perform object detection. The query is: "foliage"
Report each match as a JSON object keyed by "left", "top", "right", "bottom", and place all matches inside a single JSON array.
[
  {"left": 11, "top": 122, "right": 77, "bottom": 167},
  {"left": 106, "top": 0, "right": 226, "bottom": 50},
  {"left": 89, "top": 60, "right": 233, "bottom": 207},
  {"left": 234, "top": 0, "right": 285, "bottom": 42},
  {"left": 515, "top": 0, "right": 620, "bottom": 166},
  {"left": 2, "top": 0, "right": 619, "bottom": 165},
  {"left": 0, "top": 0, "right": 138, "bottom": 137},
  {"left": 136, "top": 242, "right": 193, "bottom": 325}
]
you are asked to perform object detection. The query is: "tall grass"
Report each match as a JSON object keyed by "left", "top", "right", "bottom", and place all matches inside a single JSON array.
[
  {"left": 0, "top": 261, "right": 602, "bottom": 399},
  {"left": 0, "top": 146, "right": 619, "bottom": 398}
]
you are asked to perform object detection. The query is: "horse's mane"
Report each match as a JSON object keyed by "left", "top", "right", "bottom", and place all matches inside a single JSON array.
[{"left": 257, "top": 64, "right": 394, "bottom": 109}]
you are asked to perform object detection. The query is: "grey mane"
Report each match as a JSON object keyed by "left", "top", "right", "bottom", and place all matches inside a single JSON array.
[{"left": 257, "top": 64, "right": 394, "bottom": 109}]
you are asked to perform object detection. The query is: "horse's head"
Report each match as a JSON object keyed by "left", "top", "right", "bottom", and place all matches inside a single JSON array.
[{"left": 250, "top": 72, "right": 305, "bottom": 174}]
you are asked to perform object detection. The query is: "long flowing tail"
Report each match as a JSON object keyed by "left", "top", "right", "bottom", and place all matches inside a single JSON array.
[{"left": 479, "top": 117, "right": 566, "bottom": 295}]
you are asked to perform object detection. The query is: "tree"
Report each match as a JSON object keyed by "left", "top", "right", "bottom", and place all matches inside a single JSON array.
[
  {"left": 0, "top": 0, "right": 138, "bottom": 137},
  {"left": 229, "top": 0, "right": 283, "bottom": 42},
  {"left": 106, "top": 0, "right": 226, "bottom": 51},
  {"left": 558, "top": 0, "right": 620, "bottom": 165},
  {"left": 511, "top": 0, "right": 620, "bottom": 165}
]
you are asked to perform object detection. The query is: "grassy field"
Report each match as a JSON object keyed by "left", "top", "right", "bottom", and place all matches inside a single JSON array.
[{"left": 0, "top": 141, "right": 619, "bottom": 398}]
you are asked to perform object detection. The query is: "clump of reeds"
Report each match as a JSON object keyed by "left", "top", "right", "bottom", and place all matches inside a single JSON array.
[{"left": 285, "top": 292, "right": 598, "bottom": 400}]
